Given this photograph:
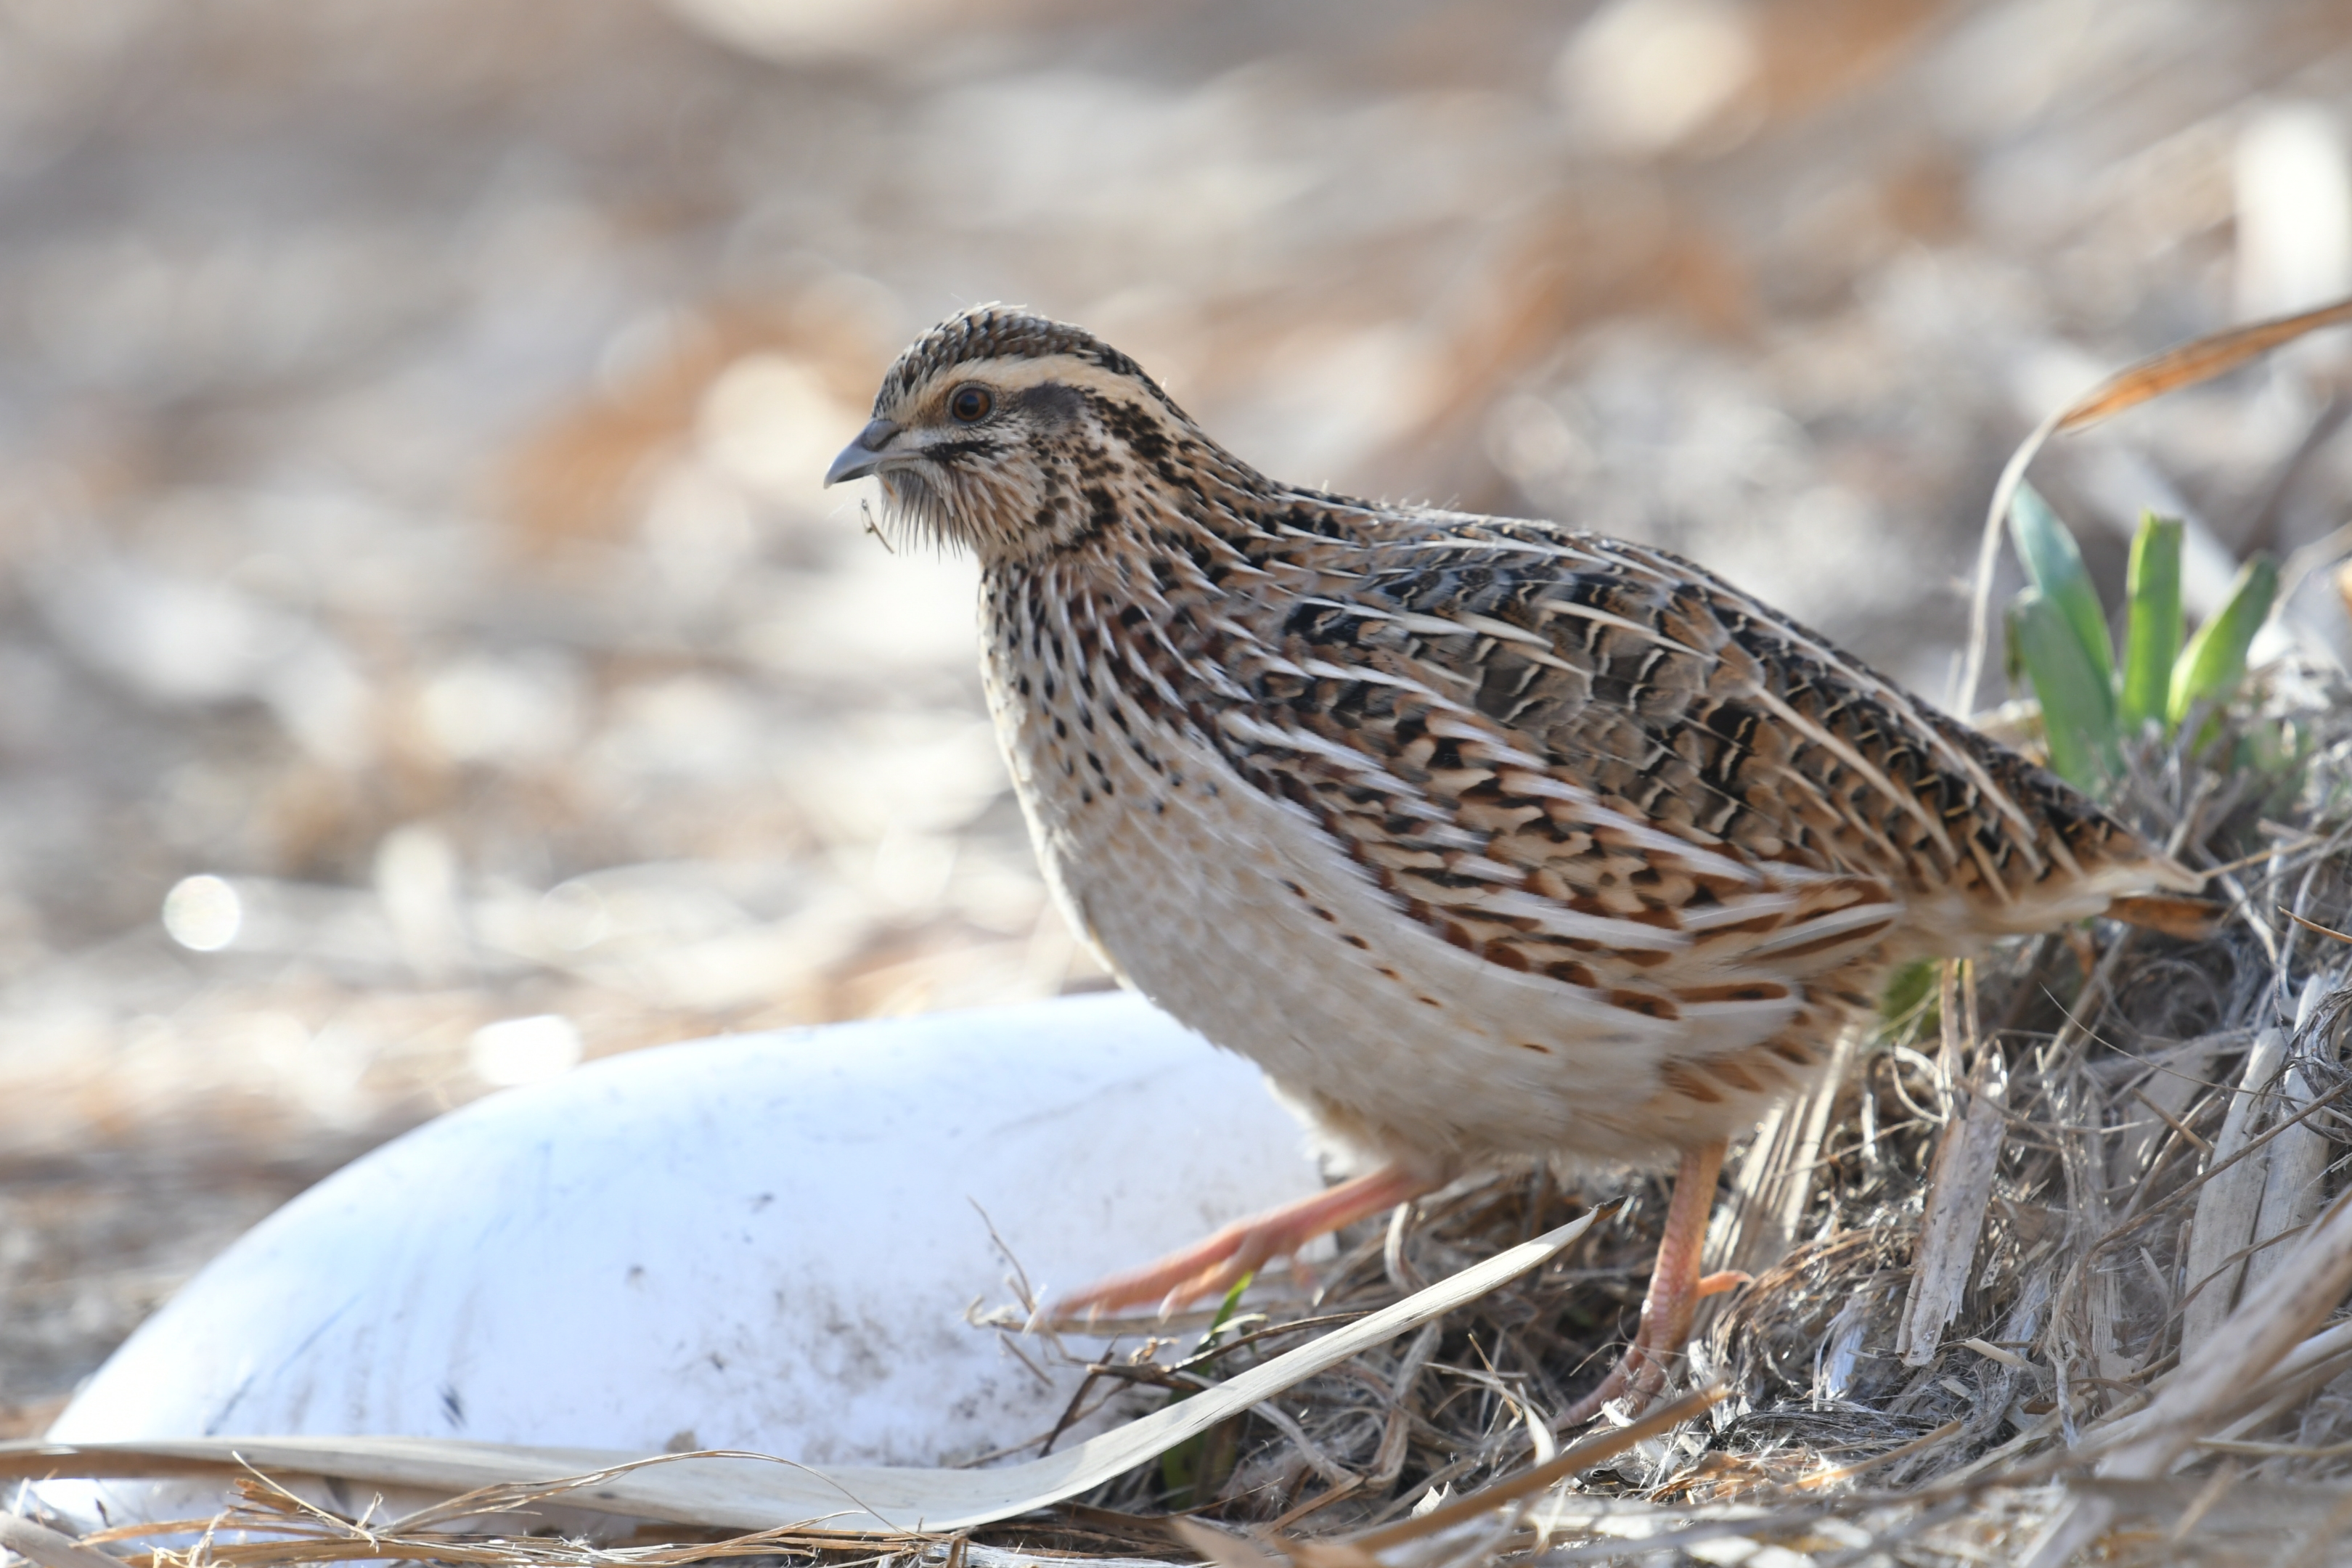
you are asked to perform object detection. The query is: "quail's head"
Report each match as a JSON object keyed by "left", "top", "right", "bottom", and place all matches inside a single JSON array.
[{"left": 823, "top": 306, "right": 1220, "bottom": 565}]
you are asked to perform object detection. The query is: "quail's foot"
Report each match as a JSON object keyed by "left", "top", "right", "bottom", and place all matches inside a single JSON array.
[
  {"left": 1052, "top": 1162, "right": 1434, "bottom": 1323},
  {"left": 1558, "top": 1138, "right": 1740, "bottom": 1424}
]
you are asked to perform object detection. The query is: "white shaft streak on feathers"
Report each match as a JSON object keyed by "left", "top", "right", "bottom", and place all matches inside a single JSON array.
[
  {"left": 1526, "top": 595, "right": 1683, "bottom": 651},
  {"left": 1214, "top": 710, "right": 1426, "bottom": 799},
  {"left": 1742, "top": 683, "right": 1961, "bottom": 866},
  {"left": 1494, "top": 769, "right": 1763, "bottom": 889},
  {"left": 1448, "top": 883, "right": 1688, "bottom": 952},
  {"left": 1681, "top": 555, "right": 2051, "bottom": 853},
  {"left": 1757, "top": 895, "right": 1901, "bottom": 947}
]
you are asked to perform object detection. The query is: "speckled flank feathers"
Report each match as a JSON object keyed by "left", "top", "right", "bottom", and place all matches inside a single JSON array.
[{"left": 844, "top": 305, "right": 2202, "bottom": 1183}]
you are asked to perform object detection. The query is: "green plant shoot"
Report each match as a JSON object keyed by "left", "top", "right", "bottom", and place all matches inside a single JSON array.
[
  {"left": 2009, "top": 482, "right": 2115, "bottom": 690},
  {"left": 1877, "top": 957, "right": 1939, "bottom": 1038},
  {"left": 2118, "top": 513, "right": 2181, "bottom": 732},
  {"left": 2009, "top": 587, "right": 2116, "bottom": 789},
  {"left": 2005, "top": 489, "right": 2282, "bottom": 789},
  {"left": 2169, "top": 555, "right": 2279, "bottom": 728},
  {"left": 1158, "top": 1272, "right": 1253, "bottom": 1504}
]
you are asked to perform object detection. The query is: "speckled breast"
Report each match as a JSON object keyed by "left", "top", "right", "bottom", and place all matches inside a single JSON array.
[{"left": 975, "top": 578, "right": 1810, "bottom": 1176}]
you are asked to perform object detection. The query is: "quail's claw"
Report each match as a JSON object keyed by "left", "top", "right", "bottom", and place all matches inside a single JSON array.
[
  {"left": 1047, "top": 1161, "right": 1434, "bottom": 1326},
  {"left": 1696, "top": 1269, "right": 1751, "bottom": 1299},
  {"left": 1558, "top": 1138, "right": 1731, "bottom": 1426}
]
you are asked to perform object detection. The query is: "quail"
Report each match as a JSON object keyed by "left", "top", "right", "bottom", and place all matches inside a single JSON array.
[{"left": 825, "top": 306, "right": 2206, "bottom": 1418}]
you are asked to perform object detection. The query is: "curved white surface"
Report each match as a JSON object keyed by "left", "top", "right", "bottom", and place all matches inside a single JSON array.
[{"left": 46, "top": 993, "right": 1324, "bottom": 1474}]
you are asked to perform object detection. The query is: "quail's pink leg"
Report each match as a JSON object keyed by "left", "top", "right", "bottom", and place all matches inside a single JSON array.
[
  {"left": 1559, "top": 1137, "right": 1737, "bottom": 1424},
  {"left": 1053, "top": 1162, "right": 1434, "bottom": 1320}
]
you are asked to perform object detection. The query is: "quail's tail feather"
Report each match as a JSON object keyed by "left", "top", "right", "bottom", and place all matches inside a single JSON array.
[{"left": 2105, "top": 890, "right": 2226, "bottom": 942}]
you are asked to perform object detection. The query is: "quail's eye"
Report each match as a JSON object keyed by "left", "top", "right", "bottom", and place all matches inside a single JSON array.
[{"left": 948, "top": 384, "right": 994, "bottom": 423}]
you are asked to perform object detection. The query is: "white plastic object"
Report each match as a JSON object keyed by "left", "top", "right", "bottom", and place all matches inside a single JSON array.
[{"left": 38, "top": 992, "right": 1326, "bottom": 1524}]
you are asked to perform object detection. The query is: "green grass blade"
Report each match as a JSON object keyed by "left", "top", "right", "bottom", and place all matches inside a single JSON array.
[
  {"left": 1159, "top": 1273, "right": 1254, "bottom": 1503},
  {"left": 2009, "top": 482, "right": 2115, "bottom": 690},
  {"left": 2119, "top": 513, "right": 2182, "bottom": 733},
  {"left": 2010, "top": 587, "right": 2116, "bottom": 790},
  {"left": 2168, "top": 554, "right": 2280, "bottom": 726},
  {"left": 1878, "top": 957, "right": 1938, "bottom": 1035}
]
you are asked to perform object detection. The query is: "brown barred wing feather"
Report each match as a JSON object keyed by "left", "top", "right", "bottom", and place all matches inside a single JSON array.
[{"left": 1212, "top": 513, "right": 2196, "bottom": 1026}]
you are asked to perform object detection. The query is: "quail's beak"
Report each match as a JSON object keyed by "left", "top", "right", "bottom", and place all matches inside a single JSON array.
[{"left": 825, "top": 418, "right": 902, "bottom": 486}]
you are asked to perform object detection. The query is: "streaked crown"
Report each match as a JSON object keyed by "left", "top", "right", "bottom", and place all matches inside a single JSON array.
[{"left": 824, "top": 306, "right": 1230, "bottom": 563}]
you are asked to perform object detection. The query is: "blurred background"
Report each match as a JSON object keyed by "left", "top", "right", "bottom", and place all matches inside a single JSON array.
[{"left": 6, "top": 0, "right": 2352, "bottom": 1436}]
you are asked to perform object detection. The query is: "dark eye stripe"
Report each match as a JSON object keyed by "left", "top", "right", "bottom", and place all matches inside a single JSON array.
[{"left": 1010, "top": 382, "right": 1083, "bottom": 425}]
